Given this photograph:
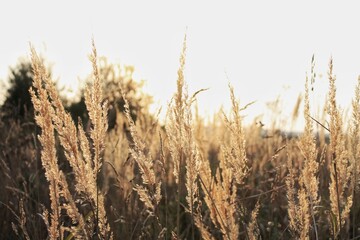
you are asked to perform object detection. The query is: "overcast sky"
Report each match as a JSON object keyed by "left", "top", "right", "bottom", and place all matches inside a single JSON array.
[{"left": 1, "top": 1, "right": 360, "bottom": 130}]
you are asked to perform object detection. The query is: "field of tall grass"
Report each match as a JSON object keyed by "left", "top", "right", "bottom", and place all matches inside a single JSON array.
[{"left": 1, "top": 37, "right": 360, "bottom": 239}]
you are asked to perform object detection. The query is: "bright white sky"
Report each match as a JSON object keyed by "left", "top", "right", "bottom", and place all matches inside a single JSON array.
[{"left": 1, "top": 1, "right": 360, "bottom": 131}]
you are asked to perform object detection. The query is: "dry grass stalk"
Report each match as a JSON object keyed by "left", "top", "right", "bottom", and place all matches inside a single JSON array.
[
  {"left": 350, "top": 76, "right": 360, "bottom": 236},
  {"left": 30, "top": 47, "right": 64, "bottom": 239},
  {"left": 165, "top": 34, "right": 189, "bottom": 237},
  {"left": 248, "top": 201, "right": 260, "bottom": 240},
  {"left": 166, "top": 34, "right": 203, "bottom": 238},
  {"left": 193, "top": 104, "right": 219, "bottom": 239},
  {"left": 11, "top": 198, "right": 30, "bottom": 240},
  {"left": 221, "top": 83, "right": 249, "bottom": 185},
  {"left": 30, "top": 41, "right": 111, "bottom": 239},
  {"left": 299, "top": 59, "right": 320, "bottom": 237},
  {"left": 206, "top": 167, "right": 238, "bottom": 240},
  {"left": 193, "top": 212, "right": 214, "bottom": 240},
  {"left": 287, "top": 70, "right": 319, "bottom": 239},
  {"left": 291, "top": 93, "right": 302, "bottom": 129},
  {"left": 194, "top": 114, "right": 218, "bottom": 239},
  {"left": 351, "top": 76, "right": 360, "bottom": 187},
  {"left": 204, "top": 168, "right": 236, "bottom": 239},
  {"left": 83, "top": 40, "right": 111, "bottom": 238},
  {"left": 286, "top": 151, "right": 299, "bottom": 236},
  {"left": 350, "top": 76, "right": 360, "bottom": 173},
  {"left": 85, "top": 40, "right": 109, "bottom": 176},
  {"left": 35, "top": 48, "right": 95, "bottom": 239},
  {"left": 327, "top": 58, "right": 353, "bottom": 237},
  {"left": 166, "top": 34, "right": 187, "bottom": 185},
  {"left": 122, "top": 89, "right": 161, "bottom": 212},
  {"left": 183, "top": 94, "right": 201, "bottom": 240},
  {"left": 196, "top": 84, "right": 252, "bottom": 240},
  {"left": 166, "top": 33, "right": 204, "bottom": 238}
]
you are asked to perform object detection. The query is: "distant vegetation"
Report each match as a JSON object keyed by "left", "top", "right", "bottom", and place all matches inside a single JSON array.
[{"left": 0, "top": 37, "right": 360, "bottom": 239}]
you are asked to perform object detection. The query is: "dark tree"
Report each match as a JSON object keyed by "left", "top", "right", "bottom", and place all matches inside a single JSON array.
[{"left": 1, "top": 60, "right": 34, "bottom": 120}]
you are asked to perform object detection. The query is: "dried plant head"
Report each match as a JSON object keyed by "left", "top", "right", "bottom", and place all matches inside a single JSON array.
[
  {"left": 85, "top": 38, "right": 109, "bottom": 174},
  {"left": 121, "top": 88, "right": 161, "bottom": 214},
  {"left": 327, "top": 57, "right": 353, "bottom": 236},
  {"left": 29, "top": 42, "right": 112, "bottom": 239},
  {"left": 30, "top": 46, "right": 62, "bottom": 240},
  {"left": 221, "top": 83, "right": 249, "bottom": 185}
]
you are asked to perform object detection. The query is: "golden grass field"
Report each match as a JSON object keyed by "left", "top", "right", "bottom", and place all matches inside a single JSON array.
[{"left": 1, "top": 37, "right": 360, "bottom": 239}]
